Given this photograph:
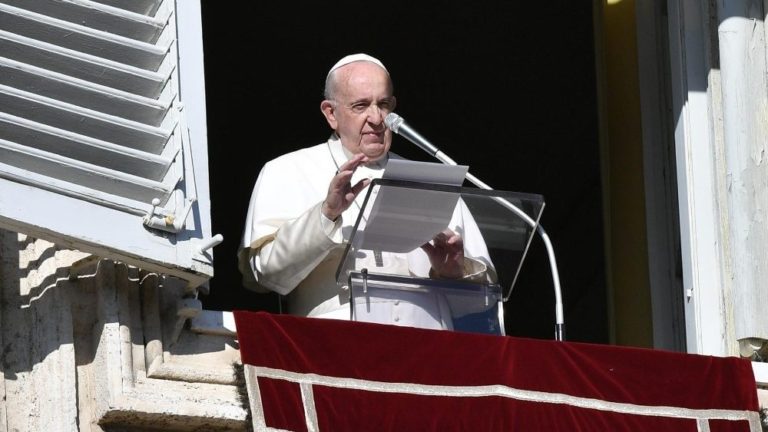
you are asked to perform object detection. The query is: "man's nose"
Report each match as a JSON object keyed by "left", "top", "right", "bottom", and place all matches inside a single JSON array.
[{"left": 367, "top": 104, "right": 384, "bottom": 123}]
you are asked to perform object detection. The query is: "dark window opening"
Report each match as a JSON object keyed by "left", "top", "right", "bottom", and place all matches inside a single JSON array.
[{"left": 200, "top": 1, "right": 608, "bottom": 343}]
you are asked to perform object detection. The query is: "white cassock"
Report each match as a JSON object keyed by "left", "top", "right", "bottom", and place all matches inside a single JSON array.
[{"left": 238, "top": 135, "right": 495, "bottom": 330}]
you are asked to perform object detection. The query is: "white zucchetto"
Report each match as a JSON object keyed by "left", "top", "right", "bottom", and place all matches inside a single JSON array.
[{"left": 327, "top": 53, "right": 388, "bottom": 77}]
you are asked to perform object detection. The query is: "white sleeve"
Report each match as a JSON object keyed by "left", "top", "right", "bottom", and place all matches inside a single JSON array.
[
  {"left": 236, "top": 153, "right": 340, "bottom": 294},
  {"left": 245, "top": 202, "right": 342, "bottom": 295}
]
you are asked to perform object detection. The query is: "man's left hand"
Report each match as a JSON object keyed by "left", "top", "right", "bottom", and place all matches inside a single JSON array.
[{"left": 421, "top": 229, "right": 464, "bottom": 279}]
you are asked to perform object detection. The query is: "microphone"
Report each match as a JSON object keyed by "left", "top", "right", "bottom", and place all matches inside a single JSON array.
[
  {"left": 384, "top": 113, "right": 439, "bottom": 156},
  {"left": 384, "top": 111, "right": 566, "bottom": 341}
]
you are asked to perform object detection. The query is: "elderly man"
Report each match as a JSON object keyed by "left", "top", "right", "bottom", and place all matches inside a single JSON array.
[{"left": 238, "top": 53, "right": 492, "bottom": 329}]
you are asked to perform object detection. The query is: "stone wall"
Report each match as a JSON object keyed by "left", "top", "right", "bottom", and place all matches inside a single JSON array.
[{"left": 0, "top": 230, "right": 249, "bottom": 431}]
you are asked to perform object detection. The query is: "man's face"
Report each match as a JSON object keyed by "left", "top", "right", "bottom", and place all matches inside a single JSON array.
[{"left": 321, "top": 62, "right": 396, "bottom": 161}]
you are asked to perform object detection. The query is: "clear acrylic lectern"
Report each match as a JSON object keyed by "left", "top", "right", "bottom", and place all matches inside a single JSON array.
[{"left": 335, "top": 178, "right": 545, "bottom": 336}]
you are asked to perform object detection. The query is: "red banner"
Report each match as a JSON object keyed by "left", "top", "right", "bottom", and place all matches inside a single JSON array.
[{"left": 234, "top": 311, "right": 760, "bottom": 432}]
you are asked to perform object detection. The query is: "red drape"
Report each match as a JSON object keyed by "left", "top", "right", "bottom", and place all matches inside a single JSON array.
[{"left": 234, "top": 310, "right": 760, "bottom": 432}]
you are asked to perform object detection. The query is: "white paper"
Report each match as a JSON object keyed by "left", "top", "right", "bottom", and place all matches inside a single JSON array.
[
  {"left": 357, "top": 160, "right": 468, "bottom": 253},
  {"left": 381, "top": 159, "right": 468, "bottom": 186}
]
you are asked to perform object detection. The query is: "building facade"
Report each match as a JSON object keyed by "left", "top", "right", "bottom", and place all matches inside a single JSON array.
[{"left": 0, "top": 0, "right": 767, "bottom": 429}]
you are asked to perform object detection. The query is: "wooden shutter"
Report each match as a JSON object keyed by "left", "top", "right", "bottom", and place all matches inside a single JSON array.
[{"left": 0, "top": 0, "right": 214, "bottom": 287}]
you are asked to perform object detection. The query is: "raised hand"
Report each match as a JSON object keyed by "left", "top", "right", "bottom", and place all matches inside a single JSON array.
[{"left": 321, "top": 153, "right": 371, "bottom": 221}]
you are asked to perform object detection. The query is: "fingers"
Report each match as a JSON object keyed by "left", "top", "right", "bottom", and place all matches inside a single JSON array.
[
  {"left": 329, "top": 156, "right": 369, "bottom": 192},
  {"left": 422, "top": 229, "right": 463, "bottom": 258},
  {"left": 337, "top": 173, "right": 371, "bottom": 204},
  {"left": 433, "top": 229, "right": 462, "bottom": 248},
  {"left": 422, "top": 228, "right": 466, "bottom": 279},
  {"left": 323, "top": 155, "right": 372, "bottom": 221},
  {"left": 350, "top": 178, "right": 372, "bottom": 196},
  {"left": 337, "top": 153, "right": 368, "bottom": 174}
]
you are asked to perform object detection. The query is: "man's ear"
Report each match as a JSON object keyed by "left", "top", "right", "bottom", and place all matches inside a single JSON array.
[{"left": 320, "top": 100, "right": 338, "bottom": 130}]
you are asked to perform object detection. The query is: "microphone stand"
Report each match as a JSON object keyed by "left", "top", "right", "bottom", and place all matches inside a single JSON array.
[{"left": 388, "top": 116, "right": 565, "bottom": 341}]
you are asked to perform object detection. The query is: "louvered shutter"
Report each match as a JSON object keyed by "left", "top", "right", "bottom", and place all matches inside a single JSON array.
[{"left": 0, "top": 0, "right": 214, "bottom": 288}]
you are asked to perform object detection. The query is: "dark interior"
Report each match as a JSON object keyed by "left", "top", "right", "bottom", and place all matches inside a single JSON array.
[{"left": 199, "top": 1, "right": 608, "bottom": 343}]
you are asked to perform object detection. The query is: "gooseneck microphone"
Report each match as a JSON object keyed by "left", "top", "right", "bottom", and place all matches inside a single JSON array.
[
  {"left": 384, "top": 113, "right": 439, "bottom": 156},
  {"left": 384, "top": 112, "right": 566, "bottom": 341},
  {"left": 385, "top": 113, "right": 458, "bottom": 166}
]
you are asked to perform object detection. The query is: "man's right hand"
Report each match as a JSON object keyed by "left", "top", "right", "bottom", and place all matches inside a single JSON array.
[{"left": 321, "top": 153, "right": 372, "bottom": 221}]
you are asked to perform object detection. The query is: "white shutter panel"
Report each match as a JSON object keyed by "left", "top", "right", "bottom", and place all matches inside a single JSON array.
[{"left": 0, "top": 0, "right": 215, "bottom": 288}]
